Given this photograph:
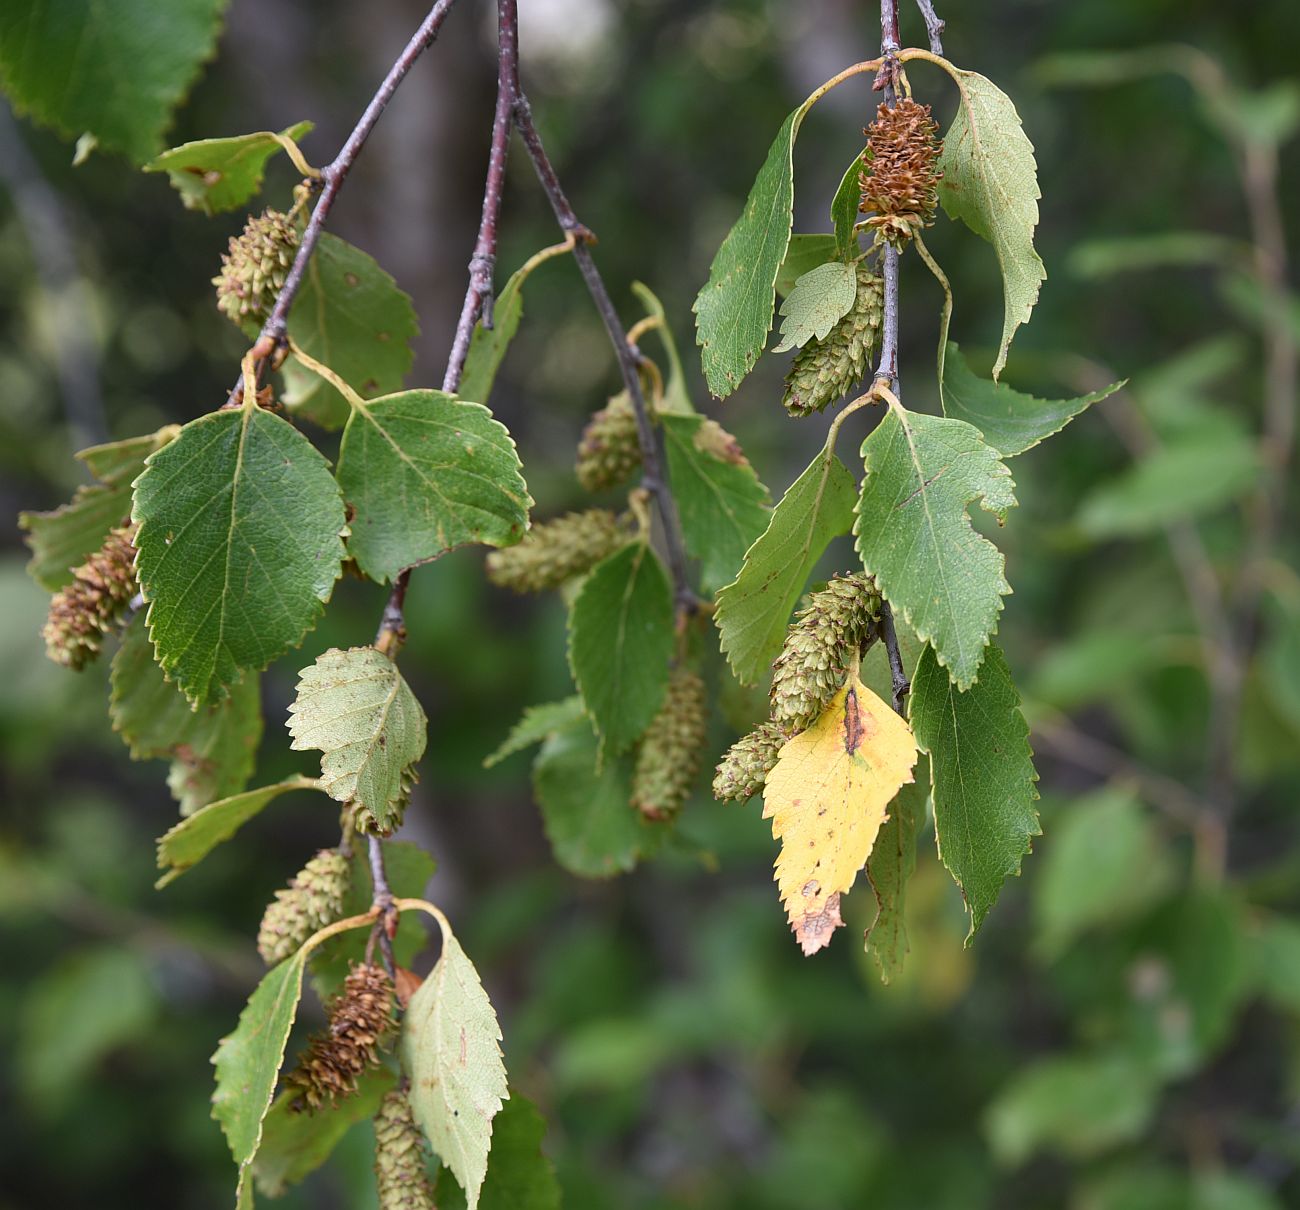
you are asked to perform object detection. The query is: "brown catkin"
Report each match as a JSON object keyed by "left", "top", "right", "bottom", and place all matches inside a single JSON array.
[
  {"left": 781, "top": 263, "right": 883, "bottom": 417},
  {"left": 712, "top": 720, "right": 792, "bottom": 802},
  {"left": 42, "top": 525, "right": 137, "bottom": 670},
  {"left": 285, "top": 963, "right": 394, "bottom": 1112},
  {"left": 631, "top": 666, "right": 709, "bottom": 820},
  {"left": 576, "top": 392, "right": 642, "bottom": 492},
  {"left": 859, "top": 98, "right": 942, "bottom": 246},
  {"left": 484, "top": 510, "right": 629, "bottom": 593},
  {"left": 256, "top": 848, "right": 351, "bottom": 966},
  {"left": 374, "top": 1089, "right": 437, "bottom": 1210},
  {"left": 213, "top": 209, "right": 300, "bottom": 328},
  {"left": 769, "top": 573, "right": 882, "bottom": 731}
]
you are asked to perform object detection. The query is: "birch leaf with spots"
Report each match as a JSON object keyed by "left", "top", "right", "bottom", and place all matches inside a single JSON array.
[
  {"left": 853, "top": 404, "right": 1015, "bottom": 689},
  {"left": 287, "top": 646, "right": 427, "bottom": 833},
  {"left": 937, "top": 70, "right": 1046, "bottom": 379},
  {"left": 762, "top": 675, "right": 917, "bottom": 955},
  {"left": 910, "top": 642, "right": 1040, "bottom": 939},
  {"left": 131, "top": 406, "right": 347, "bottom": 706},
  {"left": 401, "top": 915, "right": 509, "bottom": 1210},
  {"left": 335, "top": 389, "right": 531, "bottom": 583},
  {"left": 282, "top": 233, "right": 419, "bottom": 430}
]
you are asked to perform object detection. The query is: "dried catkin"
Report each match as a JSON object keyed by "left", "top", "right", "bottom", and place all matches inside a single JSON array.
[{"left": 859, "top": 98, "right": 942, "bottom": 246}]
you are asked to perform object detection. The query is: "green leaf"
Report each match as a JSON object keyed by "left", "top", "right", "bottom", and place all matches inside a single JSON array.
[
  {"left": 110, "top": 614, "right": 262, "bottom": 816},
  {"left": 910, "top": 643, "right": 1039, "bottom": 937},
  {"left": 308, "top": 842, "right": 437, "bottom": 1002},
  {"left": 937, "top": 70, "right": 1046, "bottom": 379},
  {"left": 400, "top": 918, "right": 509, "bottom": 1210},
  {"left": 1033, "top": 787, "right": 1174, "bottom": 958},
  {"left": 775, "top": 234, "right": 838, "bottom": 298},
  {"left": 1078, "top": 426, "right": 1260, "bottom": 537},
  {"left": 155, "top": 776, "right": 321, "bottom": 886},
  {"left": 772, "top": 261, "right": 858, "bottom": 353},
  {"left": 287, "top": 647, "right": 427, "bottom": 832},
  {"left": 532, "top": 721, "right": 663, "bottom": 878},
  {"left": 0, "top": 0, "right": 227, "bottom": 163},
  {"left": 283, "top": 233, "right": 419, "bottom": 430},
  {"left": 484, "top": 696, "right": 586, "bottom": 768},
  {"left": 144, "top": 121, "right": 313, "bottom": 214},
  {"left": 831, "top": 150, "right": 866, "bottom": 260},
  {"left": 567, "top": 542, "right": 674, "bottom": 754},
  {"left": 335, "top": 389, "right": 531, "bottom": 583},
  {"left": 864, "top": 757, "right": 927, "bottom": 984},
  {"left": 854, "top": 405, "right": 1015, "bottom": 688},
  {"left": 213, "top": 948, "right": 312, "bottom": 1199},
  {"left": 661, "top": 413, "right": 772, "bottom": 594},
  {"left": 941, "top": 341, "right": 1122, "bottom": 456},
  {"left": 715, "top": 447, "right": 857, "bottom": 685},
  {"left": 253, "top": 1066, "right": 397, "bottom": 1197},
  {"left": 630, "top": 281, "right": 694, "bottom": 415},
  {"left": 694, "top": 95, "right": 826, "bottom": 397},
  {"left": 132, "top": 405, "right": 347, "bottom": 705},
  {"left": 985, "top": 1051, "right": 1159, "bottom": 1166},
  {"left": 20, "top": 428, "right": 176, "bottom": 591},
  {"left": 435, "top": 1094, "right": 561, "bottom": 1210}
]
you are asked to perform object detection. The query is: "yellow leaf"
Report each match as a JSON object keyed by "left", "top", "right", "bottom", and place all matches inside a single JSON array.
[{"left": 763, "top": 675, "right": 918, "bottom": 955}]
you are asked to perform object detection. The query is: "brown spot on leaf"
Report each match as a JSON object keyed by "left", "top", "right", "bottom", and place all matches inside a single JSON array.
[
  {"left": 842, "top": 689, "right": 865, "bottom": 754},
  {"left": 794, "top": 891, "right": 844, "bottom": 955}
]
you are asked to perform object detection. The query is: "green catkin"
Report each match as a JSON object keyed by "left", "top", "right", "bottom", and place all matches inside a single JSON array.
[
  {"left": 576, "top": 391, "right": 642, "bottom": 492},
  {"left": 374, "top": 1089, "right": 438, "bottom": 1210},
  {"left": 213, "top": 208, "right": 300, "bottom": 328},
  {"left": 769, "top": 573, "right": 883, "bottom": 730},
  {"left": 713, "top": 720, "right": 792, "bottom": 802},
  {"left": 256, "top": 848, "right": 350, "bottom": 966},
  {"left": 484, "top": 509, "right": 628, "bottom": 593},
  {"left": 42, "top": 525, "right": 137, "bottom": 670},
  {"left": 782, "top": 263, "right": 884, "bottom": 417},
  {"left": 632, "top": 666, "right": 709, "bottom": 819}
]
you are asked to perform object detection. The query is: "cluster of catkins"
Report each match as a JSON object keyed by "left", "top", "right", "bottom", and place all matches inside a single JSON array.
[
  {"left": 42, "top": 524, "right": 138, "bottom": 670},
  {"left": 713, "top": 573, "right": 882, "bottom": 801},
  {"left": 213, "top": 208, "right": 300, "bottom": 329},
  {"left": 781, "top": 98, "right": 941, "bottom": 418}
]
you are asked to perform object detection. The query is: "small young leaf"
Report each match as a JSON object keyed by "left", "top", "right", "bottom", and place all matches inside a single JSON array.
[
  {"left": 531, "top": 720, "right": 663, "bottom": 878},
  {"left": 567, "top": 542, "right": 674, "bottom": 754},
  {"left": 910, "top": 643, "right": 1040, "bottom": 938},
  {"left": 401, "top": 918, "right": 509, "bottom": 1210},
  {"left": 253, "top": 1066, "right": 396, "bottom": 1197},
  {"left": 20, "top": 428, "right": 176, "bottom": 591},
  {"left": 336, "top": 389, "right": 531, "bottom": 583},
  {"left": 484, "top": 696, "right": 586, "bottom": 768},
  {"left": 715, "top": 447, "right": 858, "bottom": 685},
  {"left": 0, "top": 0, "right": 227, "bottom": 163},
  {"left": 772, "top": 261, "right": 858, "bottom": 353},
  {"left": 763, "top": 675, "right": 918, "bottom": 955},
  {"left": 694, "top": 94, "right": 825, "bottom": 397},
  {"left": 155, "top": 776, "right": 322, "bottom": 886},
  {"left": 661, "top": 413, "right": 771, "bottom": 593},
  {"left": 831, "top": 149, "right": 866, "bottom": 260},
  {"left": 287, "top": 647, "right": 427, "bottom": 832},
  {"left": 283, "top": 233, "right": 419, "bottom": 429},
  {"left": 864, "top": 757, "right": 928, "bottom": 983},
  {"left": 937, "top": 70, "right": 1046, "bottom": 379},
  {"left": 775, "top": 234, "right": 838, "bottom": 298},
  {"left": 854, "top": 404, "right": 1015, "bottom": 689},
  {"left": 942, "top": 341, "right": 1122, "bottom": 455},
  {"left": 110, "top": 614, "right": 262, "bottom": 816},
  {"left": 132, "top": 406, "right": 347, "bottom": 705},
  {"left": 144, "top": 121, "right": 313, "bottom": 214},
  {"left": 434, "top": 1093, "right": 562, "bottom": 1210}
]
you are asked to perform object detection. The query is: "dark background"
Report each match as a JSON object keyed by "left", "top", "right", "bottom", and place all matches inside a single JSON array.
[{"left": 2, "top": 1, "right": 1299, "bottom": 1206}]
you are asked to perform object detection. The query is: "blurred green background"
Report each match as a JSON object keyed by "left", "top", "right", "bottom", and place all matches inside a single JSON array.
[{"left": 3, "top": 0, "right": 1300, "bottom": 1206}]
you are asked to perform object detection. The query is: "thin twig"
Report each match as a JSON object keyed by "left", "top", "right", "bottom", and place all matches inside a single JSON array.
[
  {"left": 498, "top": 0, "right": 696, "bottom": 612},
  {"left": 914, "top": 0, "right": 945, "bottom": 55},
  {"left": 226, "top": 0, "right": 460, "bottom": 404},
  {"left": 879, "top": 600, "right": 910, "bottom": 715},
  {"left": 367, "top": 834, "right": 397, "bottom": 973}
]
